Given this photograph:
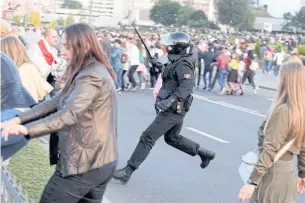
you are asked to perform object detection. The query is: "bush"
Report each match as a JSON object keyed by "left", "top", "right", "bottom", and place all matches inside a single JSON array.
[
  {"left": 275, "top": 43, "right": 283, "bottom": 52},
  {"left": 228, "top": 35, "right": 235, "bottom": 44},
  {"left": 298, "top": 45, "right": 305, "bottom": 56},
  {"left": 47, "top": 21, "right": 57, "bottom": 29},
  {"left": 255, "top": 41, "right": 262, "bottom": 60}
]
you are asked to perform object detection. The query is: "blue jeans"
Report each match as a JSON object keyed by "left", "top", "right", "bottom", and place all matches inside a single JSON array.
[
  {"left": 217, "top": 69, "right": 227, "bottom": 91},
  {"left": 273, "top": 64, "right": 280, "bottom": 77},
  {"left": 263, "top": 60, "right": 272, "bottom": 73},
  {"left": 114, "top": 68, "right": 123, "bottom": 89},
  {"left": 1, "top": 109, "right": 28, "bottom": 161}
]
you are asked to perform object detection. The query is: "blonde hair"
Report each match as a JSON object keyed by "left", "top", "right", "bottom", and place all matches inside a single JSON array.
[
  {"left": 0, "top": 19, "right": 12, "bottom": 37},
  {"left": 265, "top": 61, "right": 305, "bottom": 147},
  {"left": 0, "top": 36, "right": 32, "bottom": 67}
]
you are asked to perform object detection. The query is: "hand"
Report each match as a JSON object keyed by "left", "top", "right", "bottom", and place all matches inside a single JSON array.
[
  {"left": 238, "top": 184, "right": 256, "bottom": 201},
  {"left": 297, "top": 178, "right": 305, "bottom": 194},
  {"left": 195, "top": 67, "right": 199, "bottom": 73},
  {"left": 157, "top": 96, "right": 176, "bottom": 111},
  {"left": 1, "top": 123, "right": 28, "bottom": 141},
  {"left": 149, "top": 58, "right": 157, "bottom": 66},
  {"left": 0, "top": 117, "right": 21, "bottom": 129}
]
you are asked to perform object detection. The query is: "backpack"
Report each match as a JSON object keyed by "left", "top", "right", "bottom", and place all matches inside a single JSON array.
[{"left": 120, "top": 52, "right": 128, "bottom": 64}]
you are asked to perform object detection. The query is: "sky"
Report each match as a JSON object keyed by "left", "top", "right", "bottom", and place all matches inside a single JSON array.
[{"left": 261, "top": 0, "right": 301, "bottom": 18}]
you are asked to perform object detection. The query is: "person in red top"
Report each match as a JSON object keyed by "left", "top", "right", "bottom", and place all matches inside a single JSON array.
[
  {"left": 242, "top": 50, "right": 257, "bottom": 95},
  {"left": 216, "top": 48, "right": 230, "bottom": 95}
]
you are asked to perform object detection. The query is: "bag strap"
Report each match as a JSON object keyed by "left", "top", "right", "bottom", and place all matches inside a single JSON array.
[{"left": 273, "top": 138, "right": 295, "bottom": 163}]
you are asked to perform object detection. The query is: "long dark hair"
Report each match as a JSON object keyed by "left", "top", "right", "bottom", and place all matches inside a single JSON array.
[{"left": 61, "top": 23, "right": 116, "bottom": 94}]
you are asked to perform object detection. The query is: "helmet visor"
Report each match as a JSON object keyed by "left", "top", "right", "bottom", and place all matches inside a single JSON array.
[{"left": 160, "top": 34, "right": 174, "bottom": 46}]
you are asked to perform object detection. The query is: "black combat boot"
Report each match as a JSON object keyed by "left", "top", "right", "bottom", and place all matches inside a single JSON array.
[
  {"left": 112, "top": 165, "right": 135, "bottom": 184},
  {"left": 197, "top": 148, "right": 216, "bottom": 169}
]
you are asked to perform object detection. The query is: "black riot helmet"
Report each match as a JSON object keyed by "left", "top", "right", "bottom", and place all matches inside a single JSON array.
[{"left": 160, "top": 32, "right": 192, "bottom": 55}]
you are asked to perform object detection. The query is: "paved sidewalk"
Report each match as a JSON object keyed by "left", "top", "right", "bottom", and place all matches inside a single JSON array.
[{"left": 255, "top": 70, "right": 278, "bottom": 91}]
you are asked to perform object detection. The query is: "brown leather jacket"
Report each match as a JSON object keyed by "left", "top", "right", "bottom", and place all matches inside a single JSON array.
[
  {"left": 251, "top": 104, "right": 305, "bottom": 184},
  {"left": 18, "top": 59, "right": 118, "bottom": 177}
]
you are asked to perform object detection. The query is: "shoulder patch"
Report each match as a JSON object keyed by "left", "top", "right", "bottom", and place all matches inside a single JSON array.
[{"left": 184, "top": 73, "right": 192, "bottom": 79}]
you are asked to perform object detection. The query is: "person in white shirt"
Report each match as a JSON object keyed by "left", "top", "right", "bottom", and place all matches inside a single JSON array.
[
  {"left": 127, "top": 41, "right": 140, "bottom": 91},
  {"left": 273, "top": 49, "right": 285, "bottom": 78},
  {"left": 27, "top": 29, "right": 58, "bottom": 80}
]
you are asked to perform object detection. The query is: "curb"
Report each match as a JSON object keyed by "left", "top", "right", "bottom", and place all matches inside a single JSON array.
[
  {"left": 258, "top": 85, "right": 276, "bottom": 91},
  {"left": 245, "top": 83, "right": 277, "bottom": 91}
]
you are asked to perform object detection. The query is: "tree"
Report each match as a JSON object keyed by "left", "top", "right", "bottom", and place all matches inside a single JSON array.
[
  {"left": 251, "top": 7, "right": 271, "bottom": 17},
  {"left": 62, "top": 0, "right": 82, "bottom": 9},
  {"left": 12, "top": 15, "right": 23, "bottom": 24},
  {"left": 149, "top": 0, "right": 181, "bottom": 26},
  {"left": 79, "top": 11, "right": 89, "bottom": 22},
  {"left": 188, "top": 10, "right": 208, "bottom": 28},
  {"left": 29, "top": 11, "right": 41, "bottom": 26},
  {"left": 282, "top": 7, "right": 305, "bottom": 32},
  {"left": 65, "top": 15, "right": 75, "bottom": 25},
  {"left": 217, "top": 0, "right": 254, "bottom": 29},
  {"left": 48, "top": 21, "right": 57, "bottom": 29},
  {"left": 291, "top": 7, "right": 305, "bottom": 32},
  {"left": 176, "top": 5, "right": 194, "bottom": 26},
  {"left": 57, "top": 17, "right": 65, "bottom": 25}
]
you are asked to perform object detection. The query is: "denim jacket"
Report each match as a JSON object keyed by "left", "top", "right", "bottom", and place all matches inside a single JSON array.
[{"left": 1, "top": 53, "right": 36, "bottom": 110}]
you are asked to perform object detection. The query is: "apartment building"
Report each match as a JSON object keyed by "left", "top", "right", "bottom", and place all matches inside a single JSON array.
[
  {"left": 54, "top": 0, "right": 120, "bottom": 17},
  {"left": 53, "top": 0, "right": 123, "bottom": 26}
]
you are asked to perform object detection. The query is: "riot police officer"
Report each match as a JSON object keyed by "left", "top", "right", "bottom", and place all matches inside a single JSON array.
[{"left": 113, "top": 32, "right": 216, "bottom": 184}]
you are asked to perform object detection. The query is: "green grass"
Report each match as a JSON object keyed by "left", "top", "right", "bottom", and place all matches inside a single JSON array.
[{"left": 7, "top": 139, "right": 55, "bottom": 202}]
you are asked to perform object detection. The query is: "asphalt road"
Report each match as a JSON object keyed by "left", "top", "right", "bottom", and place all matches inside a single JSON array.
[{"left": 103, "top": 86, "right": 305, "bottom": 203}]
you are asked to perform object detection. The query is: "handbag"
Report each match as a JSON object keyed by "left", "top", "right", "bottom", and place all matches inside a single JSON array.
[
  {"left": 239, "top": 138, "right": 295, "bottom": 184},
  {"left": 249, "top": 61, "right": 259, "bottom": 71}
]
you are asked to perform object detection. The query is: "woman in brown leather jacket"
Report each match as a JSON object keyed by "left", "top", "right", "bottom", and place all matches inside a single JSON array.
[
  {"left": 239, "top": 61, "right": 305, "bottom": 202},
  {"left": 1, "top": 23, "right": 118, "bottom": 203}
]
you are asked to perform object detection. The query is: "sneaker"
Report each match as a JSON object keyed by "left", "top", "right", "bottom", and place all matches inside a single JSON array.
[{"left": 132, "top": 86, "right": 138, "bottom": 92}]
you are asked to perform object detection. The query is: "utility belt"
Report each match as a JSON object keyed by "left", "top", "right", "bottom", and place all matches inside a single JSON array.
[{"left": 156, "top": 89, "right": 193, "bottom": 114}]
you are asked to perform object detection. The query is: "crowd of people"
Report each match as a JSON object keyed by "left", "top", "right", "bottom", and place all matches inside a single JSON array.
[
  {"left": 1, "top": 19, "right": 304, "bottom": 98},
  {"left": 1, "top": 18, "right": 305, "bottom": 203}
]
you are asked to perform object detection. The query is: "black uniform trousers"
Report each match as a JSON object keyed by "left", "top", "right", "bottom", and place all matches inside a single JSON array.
[{"left": 127, "top": 111, "right": 199, "bottom": 169}]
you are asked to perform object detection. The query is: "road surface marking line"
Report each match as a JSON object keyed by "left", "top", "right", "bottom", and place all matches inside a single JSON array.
[
  {"left": 186, "top": 127, "right": 230, "bottom": 144},
  {"left": 102, "top": 197, "right": 111, "bottom": 203},
  {"left": 216, "top": 101, "right": 260, "bottom": 113},
  {"left": 192, "top": 94, "right": 265, "bottom": 118},
  {"left": 267, "top": 98, "right": 273, "bottom": 101}
]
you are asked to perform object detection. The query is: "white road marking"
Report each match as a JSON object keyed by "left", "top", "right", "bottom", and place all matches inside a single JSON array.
[
  {"left": 102, "top": 197, "right": 112, "bottom": 203},
  {"left": 267, "top": 98, "right": 273, "bottom": 101},
  {"left": 185, "top": 127, "right": 230, "bottom": 144},
  {"left": 192, "top": 94, "right": 265, "bottom": 118}
]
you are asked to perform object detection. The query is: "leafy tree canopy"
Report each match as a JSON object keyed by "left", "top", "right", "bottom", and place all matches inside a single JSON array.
[
  {"left": 65, "top": 15, "right": 75, "bottom": 25},
  {"left": 217, "top": 0, "right": 254, "bottom": 30},
  {"left": 283, "top": 7, "right": 305, "bottom": 32},
  {"left": 149, "top": 0, "right": 209, "bottom": 28},
  {"left": 149, "top": 0, "right": 181, "bottom": 26}
]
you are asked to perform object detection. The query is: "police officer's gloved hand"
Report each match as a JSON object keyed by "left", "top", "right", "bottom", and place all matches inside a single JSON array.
[
  {"left": 149, "top": 58, "right": 163, "bottom": 69},
  {"left": 149, "top": 58, "right": 157, "bottom": 66},
  {"left": 157, "top": 96, "right": 177, "bottom": 111}
]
